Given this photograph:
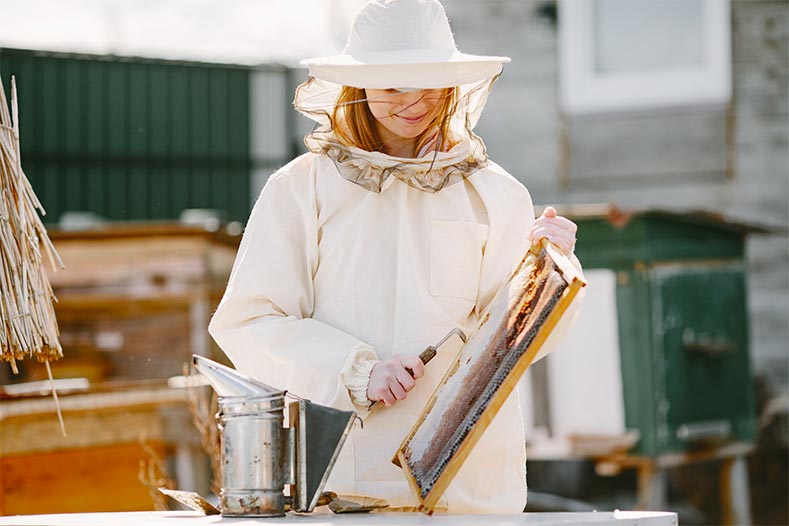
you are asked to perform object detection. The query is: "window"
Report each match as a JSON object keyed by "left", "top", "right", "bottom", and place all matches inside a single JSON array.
[{"left": 558, "top": 0, "right": 731, "bottom": 115}]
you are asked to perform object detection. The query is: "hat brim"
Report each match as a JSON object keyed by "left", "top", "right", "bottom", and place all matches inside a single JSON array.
[{"left": 301, "top": 49, "right": 510, "bottom": 89}]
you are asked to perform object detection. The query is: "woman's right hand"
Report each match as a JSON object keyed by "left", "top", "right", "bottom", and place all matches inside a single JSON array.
[{"left": 367, "top": 355, "right": 425, "bottom": 407}]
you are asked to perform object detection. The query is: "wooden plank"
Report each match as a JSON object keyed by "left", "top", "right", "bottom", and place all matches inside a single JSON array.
[
  {"left": 569, "top": 109, "right": 729, "bottom": 181},
  {"left": 592, "top": 441, "right": 755, "bottom": 470},
  {"left": 53, "top": 294, "right": 198, "bottom": 312},
  {"left": 0, "top": 442, "right": 166, "bottom": 515},
  {"left": 0, "top": 510, "right": 680, "bottom": 525},
  {"left": 0, "top": 384, "right": 187, "bottom": 421},
  {"left": 48, "top": 223, "right": 240, "bottom": 244},
  {"left": 48, "top": 301, "right": 193, "bottom": 381},
  {"left": 47, "top": 241, "right": 214, "bottom": 290},
  {"left": 396, "top": 449, "right": 425, "bottom": 509},
  {"left": 0, "top": 407, "right": 165, "bottom": 455}
]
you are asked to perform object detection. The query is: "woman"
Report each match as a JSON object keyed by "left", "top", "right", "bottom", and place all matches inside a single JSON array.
[{"left": 209, "top": 0, "right": 581, "bottom": 513}]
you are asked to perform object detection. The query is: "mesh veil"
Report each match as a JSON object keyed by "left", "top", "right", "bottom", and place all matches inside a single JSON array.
[{"left": 292, "top": 74, "right": 501, "bottom": 193}]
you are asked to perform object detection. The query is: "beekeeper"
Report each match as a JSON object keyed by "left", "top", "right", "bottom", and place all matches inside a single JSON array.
[{"left": 209, "top": 0, "right": 582, "bottom": 513}]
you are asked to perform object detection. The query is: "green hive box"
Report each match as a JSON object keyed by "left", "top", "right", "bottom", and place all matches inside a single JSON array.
[{"left": 569, "top": 207, "right": 760, "bottom": 457}]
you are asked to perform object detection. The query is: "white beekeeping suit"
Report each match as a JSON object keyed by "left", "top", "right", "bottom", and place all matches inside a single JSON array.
[{"left": 209, "top": 0, "right": 583, "bottom": 513}]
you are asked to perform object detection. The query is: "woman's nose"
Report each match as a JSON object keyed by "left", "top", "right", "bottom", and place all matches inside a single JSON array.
[{"left": 397, "top": 90, "right": 430, "bottom": 110}]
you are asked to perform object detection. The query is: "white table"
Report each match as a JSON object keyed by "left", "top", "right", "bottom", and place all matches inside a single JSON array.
[{"left": 0, "top": 510, "right": 677, "bottom": 525}]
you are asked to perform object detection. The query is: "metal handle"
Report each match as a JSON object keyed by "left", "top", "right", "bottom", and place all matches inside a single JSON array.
[
  {"left": 684, "top": 341, "right": 735, "bottom": 356},
  {"left": 682, "top": 329, "right": 734, "bottom": 357},
  {"left": 676, "top": 420, "right": 731, "bottom": 442},
  {"left": 369, "top": 328, "right": 467, "bottom": 409},
  {"left": 406, "top": 328, "right": 468, "bottom": 374}
]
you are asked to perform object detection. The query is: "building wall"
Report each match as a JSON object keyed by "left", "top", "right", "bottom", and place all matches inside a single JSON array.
[
  {"left": 442, "top": 0, "right": 788, "bottom": 388},
  {"left": 0, "top": 49, "right": 256, "bottom": 224}
]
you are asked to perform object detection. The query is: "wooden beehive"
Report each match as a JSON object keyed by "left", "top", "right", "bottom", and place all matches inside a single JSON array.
[
  {"left": 394, "top": 242, "right": 586, "bottom": 514},
  {"left": 1, "top": 223, "right": 239, "bottom": 385},
  {"left": 0, "top": 223, "right": 237, "bottom": 514}
]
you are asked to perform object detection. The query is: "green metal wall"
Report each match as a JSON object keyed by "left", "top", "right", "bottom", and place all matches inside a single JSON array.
[{"left": 0, "top": 48, "right": 253, "bottom": 223}]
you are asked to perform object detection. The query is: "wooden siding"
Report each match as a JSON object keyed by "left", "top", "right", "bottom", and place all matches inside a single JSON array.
[{"left": 442, "top": 0, "right": 788, "bottom": 387}]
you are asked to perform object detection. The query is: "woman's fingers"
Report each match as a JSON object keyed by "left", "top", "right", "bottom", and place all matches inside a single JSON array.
[
  {"left": 388, "top": 377, "right": 408, "bottom": 401},
  {"left": 534, "top": 207, "right": 577, "bottom": 235},
  {"left": 400, "top": 355, "right": 425, "bottom": 379},
  {"left": 380, "top": 389, "right": 396, "bottom": 406},
  {"left": 542, "top": 225, "right": 575, "bottom": 247},
  {"left": 394, "top": 365, "right": 416, "bottom": 392},
  {"left": 544, "top": 215, "right": 577, "bottom": 233},
  {"left": 369, "top": 380, "right": 394, "bottom": 405},
  {"left": 547, "top": 233, "right": 575, "bottom": 254},
  {"left": 529, "top": 216, "right": 577, "bottom": 237},
  {"left": 529, "top": 224, "right": 576, "bottom": 253},
  {"left": 528, "top": 211, "right": 578, "bottom": 255},
  {"left": 367, "top": 354, "right": 426, "bottom": 407},
  {"left": 529, "top": 224, "right": 573, "bottom": 244}
]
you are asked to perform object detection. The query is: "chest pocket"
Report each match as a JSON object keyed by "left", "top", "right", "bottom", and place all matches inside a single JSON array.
[{"left": 429, "top": 220, "right": 489, "bottom": 303}]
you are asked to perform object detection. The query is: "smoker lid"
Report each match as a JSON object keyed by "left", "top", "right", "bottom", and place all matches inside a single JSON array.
[{"left": 192, "top": 355, "right": 281, "bottom": 397}]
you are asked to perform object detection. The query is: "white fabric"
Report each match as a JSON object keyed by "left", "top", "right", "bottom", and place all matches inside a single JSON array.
[
  {"left": 209, "top": 146, "right": 584, "bottom": 512},
  {"left": 301, "top": 0, "right": 509, "bottom": 89}
]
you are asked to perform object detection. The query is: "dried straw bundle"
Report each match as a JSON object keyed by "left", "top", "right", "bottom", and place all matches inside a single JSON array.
[{"left": 0, "top": 75, "right": 65, "bottom": 409}]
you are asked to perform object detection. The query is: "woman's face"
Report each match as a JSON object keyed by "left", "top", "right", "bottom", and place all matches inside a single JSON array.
[{"left": 364, "top": 88, "right": 446, "bottom": 141}]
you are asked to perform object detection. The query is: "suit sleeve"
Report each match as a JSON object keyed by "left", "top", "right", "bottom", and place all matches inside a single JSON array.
[{"left": 208, "top": 171, "right": 376, "bottom": 412}]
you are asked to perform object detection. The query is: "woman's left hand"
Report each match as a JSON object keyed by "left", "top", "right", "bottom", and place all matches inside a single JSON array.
[{"left": 527, "top": 206, "right": 577, "bottom": 255}]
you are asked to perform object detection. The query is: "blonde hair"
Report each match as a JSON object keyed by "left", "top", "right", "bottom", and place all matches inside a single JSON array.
[{"left": 331, "top": 86, "right": 458, "bottom": 155}]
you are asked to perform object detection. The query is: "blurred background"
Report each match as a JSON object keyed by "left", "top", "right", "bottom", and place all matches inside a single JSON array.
[{"left": 0, "top": 0, "right": 786, "bottom": 524}]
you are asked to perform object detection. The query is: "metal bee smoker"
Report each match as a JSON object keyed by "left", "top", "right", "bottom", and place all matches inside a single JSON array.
[{"left": 192, "top": 355, "right": 356, "bottom": 517}]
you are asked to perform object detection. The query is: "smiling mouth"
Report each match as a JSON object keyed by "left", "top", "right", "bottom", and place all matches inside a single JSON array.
[{"left": 396, "top": 113, "right": 427, "bottom": 124}]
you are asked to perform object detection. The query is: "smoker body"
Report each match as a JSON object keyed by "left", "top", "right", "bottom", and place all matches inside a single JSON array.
[
  {"left": 218, "top": 394, "right": 288, "bottom": 516},
  {"left": 192, "top": 355, "right": 355, "bottom": 517}
]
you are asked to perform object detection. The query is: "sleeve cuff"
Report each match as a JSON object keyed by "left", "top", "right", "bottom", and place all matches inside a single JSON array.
[{"left": 340, "top": 345, "right": 379, "bottom": 414}]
